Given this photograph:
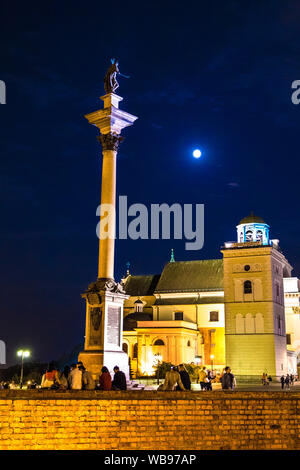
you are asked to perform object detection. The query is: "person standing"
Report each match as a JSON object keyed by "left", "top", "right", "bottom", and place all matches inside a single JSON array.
[
  {"left": 280, "top": 375, "right": 285, "bottom": 390},
  {"left": 220, "top": 366, "right": 235, "bottom": 390},
  {"left": 69, "top": 363, "right": 82, "bottom": 390},
  {"left": 112, "top": 366, "right": 127, "bottom": 390},
  {"left": 177, "top": 364, "right": 191, "bottom": 391},
  {"left": 261, "top": 373, "right": 267, "bottom": 386},
  {"left": 285, "top": 374, "right": 290, "bottom": 389},
  {"left": 206, "top": 370, "right": 213, "bottom": 391},
  {"left": 290, "top": 374, "right": 294, "bottom": 386},
  {"left": 198, "top": 367, "right": 207, "bottom": 391},
  {"left": 99, "top": 366, "right": 112, "bottom": 390}
]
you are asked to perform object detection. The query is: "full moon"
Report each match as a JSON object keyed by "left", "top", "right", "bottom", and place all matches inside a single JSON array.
[{"left": 193, "top": 149, "right": 202, "bottom": 158}]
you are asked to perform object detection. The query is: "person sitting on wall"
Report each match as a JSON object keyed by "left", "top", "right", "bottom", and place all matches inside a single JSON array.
[
  {"left": 112, "top": 366, "right": 127, "bottom": 391},
  {"left": 58, "top": 365, "right": 70, "bottom": 390},
  {"left": 79, "top": 364, "right": 95, "bottom": 390},
  {"left": 98, "top": 366, "right": 112, "bottom": 391},
  {"left": 160, "top": 366, "right": 186, "bottom": 391},
  {"left": 176, "top": 364, "right": 191, "bottom": 391},
  {"left": 68, "top": 363, "right": 82, "bottom": 390},
  {"left": 41, "top": 362, "right": 60, "bottom": 389}
]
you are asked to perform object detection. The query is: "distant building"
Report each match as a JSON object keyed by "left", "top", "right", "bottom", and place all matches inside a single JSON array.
[{"left": 122, "top": 213, "right": 299, "bottom": 379}]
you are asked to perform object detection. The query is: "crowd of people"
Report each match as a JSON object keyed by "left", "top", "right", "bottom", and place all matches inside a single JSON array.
[
  {"left": 2, "top": 361, "right": 297, "bottom": 391},
  {"left": 280, "top": 374, "right": 297, "bottom": 389},
  {"left": 40, "top": 362, "right": 236, "bottom": 392},
  {"left": 198, "top": 366, "right": 236, "bottom": 391},
  {"left": 157, "top": 365, "right": 236, "bottom": 391},
  {"left": 41, "top": 362, "right": 127, "bottom": 391}
]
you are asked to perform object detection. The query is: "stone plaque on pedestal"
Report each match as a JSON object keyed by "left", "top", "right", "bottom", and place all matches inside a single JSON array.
[{"left": 107, "top": 306, "right": 121, "bottom": 345}]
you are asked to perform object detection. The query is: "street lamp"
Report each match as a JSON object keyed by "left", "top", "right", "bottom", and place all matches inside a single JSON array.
[
  {"left": 154, "top": 353, "right": 162, "bottom": 385},
  {"left": 17, "top": 350, "right": 30, "bottom": 389}
]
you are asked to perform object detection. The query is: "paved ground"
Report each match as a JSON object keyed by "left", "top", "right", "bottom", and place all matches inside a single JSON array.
[
  {"left": 233, "top": 381, "right": 300, "bottom": 392},
  {"left": 141, "top": 381, "right": 300, "bottom": 392}
]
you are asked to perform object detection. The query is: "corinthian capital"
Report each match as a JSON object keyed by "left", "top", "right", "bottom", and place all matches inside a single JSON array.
[{"left": 97, "top": 132, "right": 124, "bottom": 152}]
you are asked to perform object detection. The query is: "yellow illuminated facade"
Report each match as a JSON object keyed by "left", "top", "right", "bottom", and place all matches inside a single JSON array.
[{"left": 122, "top": 214, "right": 299, "bottom": 379}]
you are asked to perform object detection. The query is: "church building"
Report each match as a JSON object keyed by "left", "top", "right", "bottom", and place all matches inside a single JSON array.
[{"left": 122, "top": 213, "right": 300, "bottom": 380}]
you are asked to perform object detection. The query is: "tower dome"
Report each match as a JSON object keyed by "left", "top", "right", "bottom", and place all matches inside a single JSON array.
[
  {"left": 236, "top": 212, "right": 270, "bottom": 245},
  {"left": 238, "top": 213, "right": 265, "bottom": 225}
]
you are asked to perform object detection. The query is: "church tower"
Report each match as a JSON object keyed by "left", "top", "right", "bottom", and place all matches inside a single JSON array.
[{"left": 221, "top": 213, "right": 292, "bottom": 380}]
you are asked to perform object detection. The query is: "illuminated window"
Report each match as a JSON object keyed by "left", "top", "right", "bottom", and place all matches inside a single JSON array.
[
  {"left": 209, "top": 311, "right": 219, "bottom": 322},
  {"left": 134, "top": 300, "right": 143, "bottom": 313},
  {"left": 244, "top": 280, "right": 252, "bottom": 294},
  {"left": 153, "top": 339, "right": 165, "bottom": 346},
  {"left": 174, "top": 312, "right": 183, "bottom": 321}
]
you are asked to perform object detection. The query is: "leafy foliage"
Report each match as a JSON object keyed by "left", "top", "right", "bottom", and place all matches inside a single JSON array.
[{"left": 154, "top": 361, "right": 200, "bottom": 380}]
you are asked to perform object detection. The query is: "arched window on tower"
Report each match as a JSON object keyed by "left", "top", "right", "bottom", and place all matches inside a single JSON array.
[
  {"left": 133, "top": 343, "right": 138, "bottom": 359},
  {"left": 235, "top": 314, "right": 245, "bottom": 334},
  {"left": 153, "top": 339, "right": 165, "bottom": 346},
  {"left": 122, "top": 343, "right": 128, "bottom": 354},
  {"left": 245, "top": 313, "right": 255, "bottom": 333},
  {"left": 244, "top": 280, "right": 252, "bottom": 294},
  {"left": 256, "top": 230, "right": 263, "bottom": 241},
  {"left": 246, "top": 230, "right": 253, "bottom": 242},
  {"left": 255, "top": 313, "right": 264, "bottom": 333}
]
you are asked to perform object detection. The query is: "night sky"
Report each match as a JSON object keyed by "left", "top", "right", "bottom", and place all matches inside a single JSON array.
[{"left": 1, "top": 0, "right": 300, "bottom": 366}]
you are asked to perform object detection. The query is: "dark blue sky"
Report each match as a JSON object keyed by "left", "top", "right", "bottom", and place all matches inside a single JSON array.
[{"left": 1, "top": 0, "right": 300, "bottom": 365}]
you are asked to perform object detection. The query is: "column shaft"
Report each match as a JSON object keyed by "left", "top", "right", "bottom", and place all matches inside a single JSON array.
[{"left": 98, "top": 149, "right": 117, "bottom": 279}]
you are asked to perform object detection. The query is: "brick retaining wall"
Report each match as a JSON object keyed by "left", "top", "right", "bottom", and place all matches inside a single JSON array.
[{"left": 0, "top": 390, "right": 299, "bottom": 450}]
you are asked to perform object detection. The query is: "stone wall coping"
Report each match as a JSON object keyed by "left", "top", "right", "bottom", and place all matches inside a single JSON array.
[{"left": 0, "top": 390, "right": 300, "bottom": 400}]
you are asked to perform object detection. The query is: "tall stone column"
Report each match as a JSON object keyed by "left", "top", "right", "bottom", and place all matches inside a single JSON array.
[
  {"left": 78, "top": 92, "right": 137, "bottom": 379},
  {"left": 97, "top": 135, "right": 119, "bottom": 281}
]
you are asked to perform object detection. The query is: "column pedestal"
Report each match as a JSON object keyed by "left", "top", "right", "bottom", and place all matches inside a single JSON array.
[{"left": 78, "top": 278, "right": 129, "bottom": 380}]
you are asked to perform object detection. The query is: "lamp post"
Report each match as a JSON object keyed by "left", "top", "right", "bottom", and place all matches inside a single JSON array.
[
  {"left": 17, "top": 350, "right": 30, "bottom": 389},
  {"left": 154, "top": 353, "right": 162, "bottom": 385}
]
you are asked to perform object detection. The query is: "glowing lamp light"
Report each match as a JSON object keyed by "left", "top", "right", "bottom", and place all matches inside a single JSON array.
[
  {"left": 154, "top": 353, "right": 162, "bottom": 363},
  {"left": 210, "top": 354, "right": 214, "bottom": 360},
  {"left": 17, "top": 350, "right": 30, "bottom": 358},
  {"left": 193, "top": 149, "right": 202, "bottom": 159}
]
